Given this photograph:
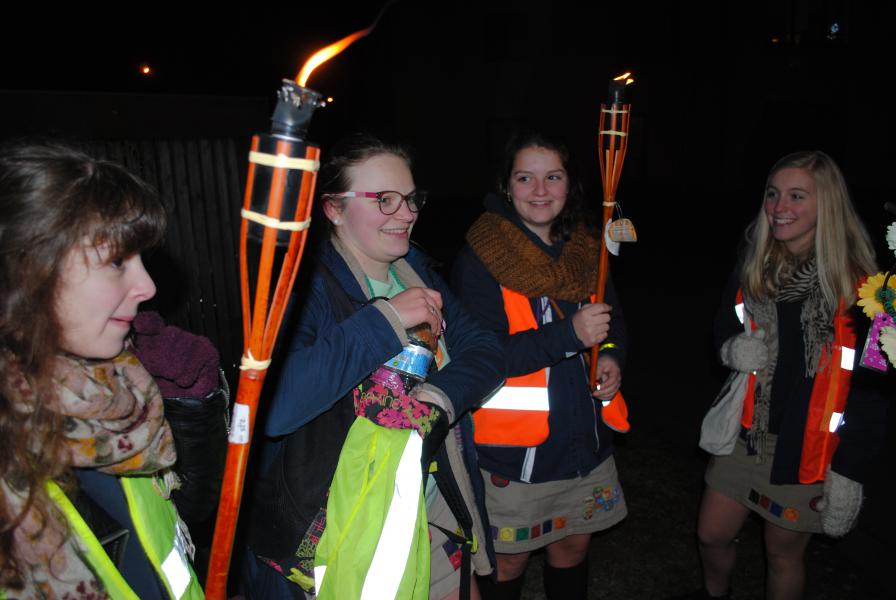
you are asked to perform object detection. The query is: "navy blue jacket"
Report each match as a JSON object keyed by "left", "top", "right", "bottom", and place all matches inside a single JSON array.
[
  {"left": 715, "top": 266, "right": 889, "bottom": 485},
  {"left": 451, "top": 196, "right": 628, "bottom": 484},
  {"left": 247, "top": 238, "right": 502, "bottom": 574},
  {"left": 264, "top": 239, "right": 503, "bottom": 435}
]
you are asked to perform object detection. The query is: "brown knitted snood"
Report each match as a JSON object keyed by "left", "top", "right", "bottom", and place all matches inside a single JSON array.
[{"left": 466, "top": 211, "right": 600, "bottom": 302}]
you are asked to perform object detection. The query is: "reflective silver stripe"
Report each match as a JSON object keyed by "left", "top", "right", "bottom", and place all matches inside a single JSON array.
[
  {"left": 520, "top": 447, "right": 536, "bottom": 482},
  {"left": 840, "top": 346, "right": 855, "bottom": 371},
  {"left": 829, "top": 411, "right": 845, "bottom": 433},
  {"left": 480, "top": 386, "right": 549, "bottom": 411},
  {"left": 361, "top": 432, "right": 423, "bottom": 600},
  {"left": 734, "top": 302, "right": 745, "bottom": 324},
  {"left": 161, "top": 524, "right": 191, "bottom": 599}
]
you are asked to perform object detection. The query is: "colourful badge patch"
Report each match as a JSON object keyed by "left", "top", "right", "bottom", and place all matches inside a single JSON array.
[
  {"left": 749, "top": 488, "right": 799, "bottom": 523},
  {"left": 583, "top": 486, "right": 622, "bottom": 519},
  {"left": 491, "top": 474, "right": 511, "bottom": 488},
  {"left": 515, "top": 528, "right": 530, "bottom": 541},
  {"left": 498, "top": 527, "right": 515, "bottom": 542},
  {"left": 809, "top": 496, "right": 824, "bottom": 512},
  {"left": 442, "top": 540, "right": 462, "bottom": 571}
]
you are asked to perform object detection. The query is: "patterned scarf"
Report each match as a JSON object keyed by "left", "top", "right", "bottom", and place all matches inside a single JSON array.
[
  {"left": 466, "top": 210, "right": 599, "bottom": 302},
  {"left": 744, "top": 256, "right": 834, "bottom": 458},
  {"left": 3, "top": 347, "right": 177, "bottom": 600}
]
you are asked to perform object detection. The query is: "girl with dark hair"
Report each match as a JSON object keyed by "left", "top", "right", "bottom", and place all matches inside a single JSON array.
[
  {"left": 451, "top": 130, "right": 629, "bottom": 599},
  {"left": 676, "top": 151, "right": 889, "bottom": 600},
  {"left": 0, "top": 142, "right": 204, "bottom": 599},
  {"left": 243, "top": 134, "right": 502, "bottom": 599}
]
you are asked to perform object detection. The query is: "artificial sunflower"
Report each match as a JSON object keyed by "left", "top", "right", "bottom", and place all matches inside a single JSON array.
[{"left": 857, "top": 272, "right": 896, "bottom": 320}]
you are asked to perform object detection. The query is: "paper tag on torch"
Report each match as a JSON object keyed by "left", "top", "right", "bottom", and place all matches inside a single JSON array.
[
  {"left": 228, "top": 403, "right": 251, "bottom": 444},
  {"left": 604, "top": 220, "right": 621, "bottom": 256}
]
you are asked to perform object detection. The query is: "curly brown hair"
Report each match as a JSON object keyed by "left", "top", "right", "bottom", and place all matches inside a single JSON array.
[{"left": 0, "top": 141, "right": 166, "bottom": 589}]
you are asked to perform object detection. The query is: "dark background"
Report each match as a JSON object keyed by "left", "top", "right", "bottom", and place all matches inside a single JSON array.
[{"left": 2, "top": 1, "right": 894, "bottom": 597}]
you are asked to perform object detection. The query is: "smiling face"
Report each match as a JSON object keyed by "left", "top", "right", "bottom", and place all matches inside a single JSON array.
[
  {"left": 55, "top": 243, "right": 157, "bottom": 359},
  {"left": 324, "top": 152, "right": 418, "bottom": 280},
  {"left": 764, "top": 167, "right": 819, "bottom": 256},
  {"left": 508, "top": 146, "right": 568, "bottom": 244}
]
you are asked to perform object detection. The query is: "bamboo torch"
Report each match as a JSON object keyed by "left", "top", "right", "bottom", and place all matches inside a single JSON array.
[
  {"left": 205, "top": 26, "right": 376, "bottom": 597},
  {"left": 588, "top": 72, "right": 635, "bottom": 433}
]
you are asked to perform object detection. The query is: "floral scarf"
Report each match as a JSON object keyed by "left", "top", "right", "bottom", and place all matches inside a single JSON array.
[{"left": 3, "top": 347, "right": 177, "bottom": 600}]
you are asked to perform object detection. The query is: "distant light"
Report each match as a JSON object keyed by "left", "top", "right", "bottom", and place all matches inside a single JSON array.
[
  {"left": 827, "top": 22, "right": 840, "bottom": 40},
  {"left": 770, "top": 37, "right": 780, "bottom": 43},
  {"left": 327, "top": 97, "right": 334, "bottom": 103},
  {"left": 141, "top": 64, "right": 152, "bottom": 75}
]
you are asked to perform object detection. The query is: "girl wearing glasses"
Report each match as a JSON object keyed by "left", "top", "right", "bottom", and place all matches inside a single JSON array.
[
  {"left": 451, "top": 130, "right": 628, "bottom": 600},
  {"left": 244, "top": 134, "right": 502, "bottom": 600}
]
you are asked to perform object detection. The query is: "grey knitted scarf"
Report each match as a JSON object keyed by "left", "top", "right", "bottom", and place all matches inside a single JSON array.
[{"left": 744, "top": 257, "right": 834, "bottom": 459}]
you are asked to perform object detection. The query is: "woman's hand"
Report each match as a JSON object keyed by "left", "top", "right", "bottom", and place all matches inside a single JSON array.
[
  {"left": 387, "top": 287, "right": 443, "bottom": 335},
  {"left": 593, "top": 355, "right": 621, "bottom": 401},
  {"left": 571, "top": 302, "right": 612, "bottom": 348}
]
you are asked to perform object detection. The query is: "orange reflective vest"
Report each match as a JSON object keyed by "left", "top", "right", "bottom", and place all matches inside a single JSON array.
[
  {"left": 473, "top": 287, "right": 551, "bottom": 446},
  {"left": 735, "top": 291, "right": 855, "bottom": 484}
]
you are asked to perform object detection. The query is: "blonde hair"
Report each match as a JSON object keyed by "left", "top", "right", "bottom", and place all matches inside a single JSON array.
[{"left": 742, "top": 151, "right": 876, "bottom": 309}]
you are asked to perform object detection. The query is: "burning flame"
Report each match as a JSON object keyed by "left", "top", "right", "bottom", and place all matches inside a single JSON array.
[
  {"left": 296, "top": 26, "right": 373, "bottom": 87},
  {"left": 614, "top": 72, "right": 635, "bottom": 86}
]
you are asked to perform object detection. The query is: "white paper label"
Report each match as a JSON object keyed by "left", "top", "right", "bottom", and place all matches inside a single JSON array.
[{"left": 228, "top": 403, "right": 250, "bottom": 444}]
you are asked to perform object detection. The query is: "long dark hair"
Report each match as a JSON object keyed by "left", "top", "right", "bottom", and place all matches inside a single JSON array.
[
  {"left": 498, "top": 129, "right": 591, "bottom": 243},
  {"left": 0, "top": 141, "right": 166, "bottom": 589}
]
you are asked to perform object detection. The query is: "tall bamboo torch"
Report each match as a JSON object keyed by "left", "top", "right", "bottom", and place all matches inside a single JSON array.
[
  {"left": 589, "top": 72, "right": 635, "bottom": 433},
  {"left": 205, "top": 27, "right": 374, "bottom": 599}
]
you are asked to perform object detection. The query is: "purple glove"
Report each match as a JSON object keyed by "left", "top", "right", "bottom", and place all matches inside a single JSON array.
[{"left": 133, "top": 311, "right": 220, "bottom": 398}]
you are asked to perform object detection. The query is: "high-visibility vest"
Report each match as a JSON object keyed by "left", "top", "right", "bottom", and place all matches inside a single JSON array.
[
  {"left": 47, "top": 475, "right": 203, "bottom": 600},
  {"left": 473, "top": 287, "right": 551, "bottom": 446},
  {"left": 734, "top": 291, "right": 855, "bottom": 484}
]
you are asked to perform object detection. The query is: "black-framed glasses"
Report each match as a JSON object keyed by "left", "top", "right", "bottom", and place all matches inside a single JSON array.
[{"left": 326, "top": 190, "right": 428, "bottom": 215}]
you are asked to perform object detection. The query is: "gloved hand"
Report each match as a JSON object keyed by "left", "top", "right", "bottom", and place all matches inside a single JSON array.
[
  {"left": 817, "top": 467, "right": 863, "bottom": 537},
  {"left": 720, "top": 329, "right": 767, "bottom": 373},
  {"left": 133, "top": 311, "right": 220, "bottom": 398}
]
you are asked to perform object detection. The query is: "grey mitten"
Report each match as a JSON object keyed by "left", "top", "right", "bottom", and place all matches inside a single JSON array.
[
  {"left": 720, "top": 330, "right": 767, "bottom": 372},
  {"left": 817, "top": 467, "right": 863, "bottom": 537}
]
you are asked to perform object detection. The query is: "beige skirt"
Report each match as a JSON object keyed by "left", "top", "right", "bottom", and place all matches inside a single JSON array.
[
  {"left": 482, "top": 457, "right": 627, "bottom": 554},
  {"left": 705, "top": 434, "right": 824, "bottom": 533}
]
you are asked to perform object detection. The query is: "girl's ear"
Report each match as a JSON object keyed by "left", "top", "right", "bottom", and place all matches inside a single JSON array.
[{"left": 322, "top": 197, "right": 343, "bottom": 225}]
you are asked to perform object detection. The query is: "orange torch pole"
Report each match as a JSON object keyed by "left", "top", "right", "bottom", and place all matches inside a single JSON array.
[
  {"left": 205, "top": 81, "right": 322, "bottom": 599},
  {"left": 588, "top": 77, "right": 631, "bottom": 404}
]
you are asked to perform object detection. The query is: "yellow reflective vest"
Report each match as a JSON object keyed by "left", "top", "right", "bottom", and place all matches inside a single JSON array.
[{"left": 46, "top": 475, "right": 204, "bottom": 600}]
